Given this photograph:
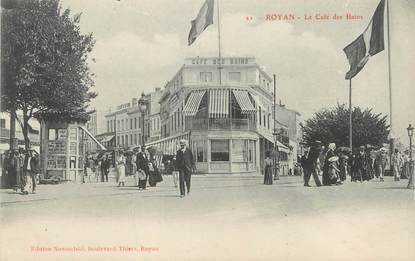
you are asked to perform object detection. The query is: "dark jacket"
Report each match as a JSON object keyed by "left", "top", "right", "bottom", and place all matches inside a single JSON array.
[
  {"left": 136, "top": 152, "right": 149, "bottom": 172},
  {"left": 175, "top": 148, "right": 195, "bottom": 172}
]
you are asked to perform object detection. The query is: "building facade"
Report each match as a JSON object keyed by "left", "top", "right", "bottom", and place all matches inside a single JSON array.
[
  {"left": 147, "top": 57, "right": 292, "bottom": 174},
  {"left": 104, "top": 88, "right": 163, "bottom": 149}
]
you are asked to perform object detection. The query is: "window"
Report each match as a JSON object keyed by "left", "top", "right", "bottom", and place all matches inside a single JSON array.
[
  {"left": 134, "top": 118, "right": 137, "bottom": 129},
  {"left": 134, "top": 134, "right": 137, "bottom": 145},
  {"left": 232, "top": 140, "right": 248, "bottom": 162},
  {"left": 107, "top": 121, "right": 110, "bottom": 132},
  {"left": 0, "top": 119, "right": 5, "bottom": 128},
  {"left": 229, "top": 72, "right": 241, "bottom": 82},
  {"left": 117, "top": 120, "right": 120, "bottom": 131},
  {"left": 130, "top": 119, "right": 133, "bottom": 130},
  {"left": 259, "top": 107, "right": 262, "bottom": 125},
  {"left": 117, "top": 136, "right": 120, "bottom": 146},
  {"left": 200, "top": 72, "right": 213, "bottom": 82},
  {"left": 211, "top": 139, "right": 229, "bottom": 161},
  {"left": 121, "top": 135, "right": 124, "bottom": 145},
  {"left": 267, "top": 115, "right": 270, "bottom": 129},
  {"left": 193, "top": 140, "right": 207, "bottom": 162}
]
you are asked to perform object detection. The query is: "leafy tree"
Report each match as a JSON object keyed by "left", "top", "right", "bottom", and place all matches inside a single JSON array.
[
  {"left": 302, "top": 104, "right": 389, "bottom": 149},
  {"left": 1, "top": 0, "right": 96, "bottom": 149}
]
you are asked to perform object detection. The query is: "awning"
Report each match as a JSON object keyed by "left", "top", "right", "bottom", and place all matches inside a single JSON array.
[
  {"left": 259, "top": 133, "right": 289, "bottom": 153},
  {"left": 232, "top": 90, "right": 256, "bottom": 114},
  {"left": 209, "top": 89, "right": 229, "bottom": 118},
  {"left": 79, "top": 126, "right": 106, "bottom": 150},
  {"left": 183, "top": 90, "right": 206, "bottom": 116},
  {"left": 101, "top": 135, "right": 114, "bottom": 143}
]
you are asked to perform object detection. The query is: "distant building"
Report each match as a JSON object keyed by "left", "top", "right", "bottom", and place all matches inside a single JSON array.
[
  {"left": 103, "top": 88, "right": 163, "bottom": 149},
  {"left": 0, "top": 112, "right": 40, "bottom": 153}
]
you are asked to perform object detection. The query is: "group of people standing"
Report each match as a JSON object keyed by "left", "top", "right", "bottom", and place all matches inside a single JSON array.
[
  {"left": 299, "top": 141, "right": 411, "bottom": 187},
  {"left": 115, "top": 139, "right": 195, "bottom": 198},
  {"left": 1, "top": 149, "right": 39, "bottom": 194}
]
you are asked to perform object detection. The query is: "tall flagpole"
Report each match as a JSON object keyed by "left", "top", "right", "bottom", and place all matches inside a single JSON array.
[
  {"left": 349, "top": 79, "right": 353, "bottom": 150},
  {"left": 217, "top": 0, "right": 222, "bottom": 86},
  {"left": 386, "top": 0, "right": 394, "bottom": 158}
]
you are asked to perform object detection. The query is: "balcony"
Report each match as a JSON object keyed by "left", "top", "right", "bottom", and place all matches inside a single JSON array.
[{"left": 185, "top": 118, "right": 256, "bottom": 131}]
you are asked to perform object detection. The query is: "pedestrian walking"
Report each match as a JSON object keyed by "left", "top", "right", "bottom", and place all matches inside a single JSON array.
[
  {"left": 374, "top": 148, "right": 388, "bottom": 182},
  {"left": 263, "top": 151, "right": 273, "bottom": 185},
  {"left": 116, "top": 151, "right": 126, "bottom": 187},
  {"left": 353, "top": 146, "right": 368, "bottom": 182},
  {"left": 136, "top": 146, "right": 150, "bottom": 190},
  {"left": 303, "top": 141, "right": 322, "bottom": 187},
  {"left": 392, "top": 149, "right": 401, "bottom": 182},
  {"left": 400, "top": 150, "right": 410, "bottom": 179},
  {"left": 175, "top": 139, "right": 195, "bottom": 197}
]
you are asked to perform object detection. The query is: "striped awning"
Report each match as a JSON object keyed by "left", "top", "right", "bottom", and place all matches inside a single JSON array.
[
  {"left": 232, "top": 90, "right": 256, "bottom": 114},
  {"left": 209, "top": 89, "right": 229, "bottom": 118},
  {"left": 183, "top": 90, "right": 206, "bottom": 116}
]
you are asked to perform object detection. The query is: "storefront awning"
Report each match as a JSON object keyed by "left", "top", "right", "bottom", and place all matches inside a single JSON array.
[
  {"left": 209, "top": 89, "right": 229, "bottom": 118},
  {"left": 101, "top": 135, "right": 114, "bottom": 143},
  {"left": 79, "top": 126, "right": 106, "bottom": 151},
  {"left": 259, "top": 133, "right": 289, "bottom": 153},
  {"left": 183, "top": 90, "right": 206, "bottom": 116},
  {"left": 232, "top": 90, "right": 256, "bottom": 114}
]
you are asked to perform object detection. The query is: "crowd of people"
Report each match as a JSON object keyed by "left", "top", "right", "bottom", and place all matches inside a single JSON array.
[
  {"left": 294, "top": 141, "right": 411, "bottom": 187},
  {"left": 83, "top": 139, "right": 195, "bottom": 198},
  {"left": 1, "top": 148, "right": 40, "bottom": 194}
]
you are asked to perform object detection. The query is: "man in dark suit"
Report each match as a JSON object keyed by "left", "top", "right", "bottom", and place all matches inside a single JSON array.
[
  {"left": 175, "top": 139, "right": 195, "bottom": 198},
  {"left": 304, "top": 141, "right": 322, "bottom": 187},
  {"left": 24, "top": 150, "right": 39, "bottom": 194},
  {"left": 136, "top": 146, "right": 150, "bottom": 190}
]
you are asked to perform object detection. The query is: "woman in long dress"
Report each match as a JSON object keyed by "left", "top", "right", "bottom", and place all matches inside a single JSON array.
[
  {"left": 264, "top": 151, "right": 273, "bottom": 185},
  {"left": 322, "top": 143, "right": 336, "bottom": 186},
  {"left": 116, "top": 152, "right": 126, "bottom": 187}
]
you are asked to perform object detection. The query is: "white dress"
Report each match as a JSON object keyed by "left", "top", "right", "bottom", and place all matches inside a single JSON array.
[{"left": 116, "top": 155, "right": 126, "bottom": 183}]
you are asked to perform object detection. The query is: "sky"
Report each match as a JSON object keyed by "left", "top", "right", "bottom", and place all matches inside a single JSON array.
[{"left": 60, "top": 0, "right": 415, "bottom": 145}]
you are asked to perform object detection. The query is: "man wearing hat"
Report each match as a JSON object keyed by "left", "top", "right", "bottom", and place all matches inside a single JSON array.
[
  {"left": 303, "top": 141, "right": 322, "bottom": 187},
  {"left": 175, "top": 139, "right": 195, "bottom": 197},
  {"left": 374, "top": 148, "right": 388, "bottom": 182},
  {"left": 136, "top": 145, "right": 150, "bottom": 189}
]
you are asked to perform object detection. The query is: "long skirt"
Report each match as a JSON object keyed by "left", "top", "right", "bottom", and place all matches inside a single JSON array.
[
  {"left": 117, "top": 164, "right": 126, "bottom": 183},
  {"left": 401, "top": 162, "right": 409, "bottom": 179},
  {"left": 264, "top": 166, "right": 273, "bottom": 185}
]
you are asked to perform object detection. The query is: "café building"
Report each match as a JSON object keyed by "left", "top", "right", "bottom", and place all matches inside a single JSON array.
[{"left": 147, "top": 57, "right": 289, "bottom": 174}]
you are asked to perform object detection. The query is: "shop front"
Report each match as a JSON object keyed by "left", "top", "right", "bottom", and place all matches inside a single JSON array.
[{"left": 190, "top": 131, "right": 259, "bottom": 173}]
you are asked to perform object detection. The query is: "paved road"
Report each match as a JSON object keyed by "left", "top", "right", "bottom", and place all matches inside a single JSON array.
[{"left": 1, "top": 174, "right": 414, "bottom": 261}]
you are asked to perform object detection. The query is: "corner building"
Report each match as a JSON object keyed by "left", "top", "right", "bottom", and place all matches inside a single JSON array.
[{"left": 148, "top": 57, "right": 289, "bottom": 174}]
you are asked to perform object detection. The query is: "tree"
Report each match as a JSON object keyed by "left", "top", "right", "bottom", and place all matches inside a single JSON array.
[
  {"left": 1, "top": 0, "right": 96, "bottom": 150},
  {"left": 302, "top": 104, "right": 389, "bottom": 149}
]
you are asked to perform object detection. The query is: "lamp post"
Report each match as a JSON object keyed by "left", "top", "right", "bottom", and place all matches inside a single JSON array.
[
  {"left": 407, "top": 124, "right": 414, "bottom": 189},
  {"left": 138, "top": 92, "right": 147, "bottom": 146}
]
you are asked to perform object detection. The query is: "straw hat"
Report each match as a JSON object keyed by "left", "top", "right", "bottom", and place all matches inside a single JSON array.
[{"left": 328, "top": 156, "right": 339, "bottom": 162}]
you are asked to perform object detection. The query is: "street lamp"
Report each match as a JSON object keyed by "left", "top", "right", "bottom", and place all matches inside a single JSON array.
[
  {"left": 407, "top": 124, "right": 414, "bottom": 189},
  {"left": 138, "top": 92, "right": 147, "bottom": 146}
]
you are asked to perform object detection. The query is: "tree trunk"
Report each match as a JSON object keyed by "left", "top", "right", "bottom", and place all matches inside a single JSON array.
[{"left": 22, "top": 110, "right": 31, "bottom": 151}]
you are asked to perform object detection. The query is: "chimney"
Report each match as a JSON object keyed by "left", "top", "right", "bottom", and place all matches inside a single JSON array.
[{"left": 155, "top": 87, "right": 161, "bottom": 92}]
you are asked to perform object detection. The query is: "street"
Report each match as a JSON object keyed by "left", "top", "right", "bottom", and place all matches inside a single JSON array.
[{"left": 1, "top": 173, "right": 414, "bottom": 261}]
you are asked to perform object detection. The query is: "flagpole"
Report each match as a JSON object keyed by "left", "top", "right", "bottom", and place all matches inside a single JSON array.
[
  {"left": 217, "top": 0, "right": 222, "bottom": 85},
  {"left": 349, "top": 79, "right": 353, "bottom": 150},
  {"left": 386, "top": 0, "right": 394, "bottom": 157}
]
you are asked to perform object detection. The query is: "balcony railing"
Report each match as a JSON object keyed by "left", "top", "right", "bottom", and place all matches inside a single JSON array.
[{"left": 185, "top": 118, "right": 256, "bottom": 131}]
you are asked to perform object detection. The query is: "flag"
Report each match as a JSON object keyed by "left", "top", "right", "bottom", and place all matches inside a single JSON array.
[
  {"left": 188, "top": 0, "right": 214, "bottom": 46},
  {"left": 343, "top": 0, "right": 385, "bottom": 80}
]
